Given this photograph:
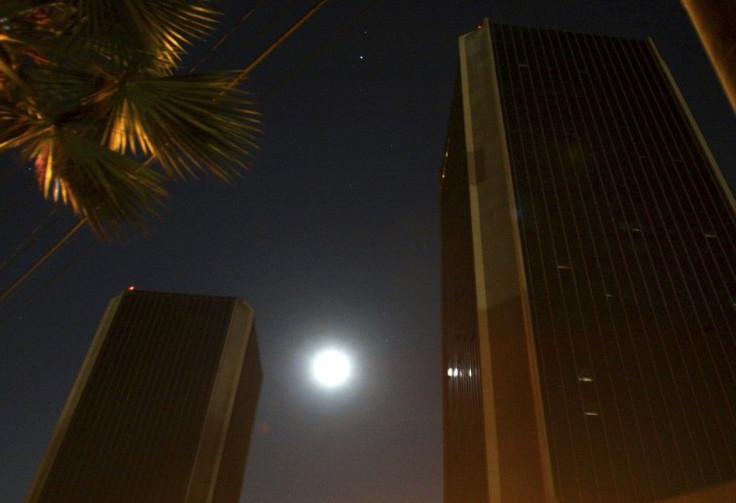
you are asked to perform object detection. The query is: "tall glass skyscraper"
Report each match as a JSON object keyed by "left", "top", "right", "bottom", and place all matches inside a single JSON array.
[
  {"left": 441, "top": 20, "right": 736, "bottom": 503},
  {"left": 27, "top": 290, "right": 262, "bottom": 502}
]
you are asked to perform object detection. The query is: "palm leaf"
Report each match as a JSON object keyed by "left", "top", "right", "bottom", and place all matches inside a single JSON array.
[
  {"left": 0, "top": 102, "right": 48, "bottom": 150},
  {"left": 27, "top": 128, "right": 167, "bottom": 238},
  {"left": 0, "top": 1, "right": 54, "bottom": 21},
  {"left": 98, "top": 72, "right": 260, "bottom": 181},
  {"left": 70, "top": 0, "right": 219, "bottom": 73},
  {"left": 3, "top": 1, "right": 218, "bottom": 74},
  {"left": 2, "top": 1, "right": 262, "bottom": 238},
  {"left": 19, "top": 65, "right": 98, "bottom": 119}
]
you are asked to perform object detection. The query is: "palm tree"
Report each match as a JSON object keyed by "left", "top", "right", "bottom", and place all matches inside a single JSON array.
[{"left": 0, "top": 1, "right": 259, "bottom": 238}]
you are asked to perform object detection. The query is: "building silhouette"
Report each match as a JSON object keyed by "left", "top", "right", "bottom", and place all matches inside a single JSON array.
[
  {"left": 27, "top": 290, "right": 262, "bottom": 502},
  {"left": 441, "top": 20, "right": 736, "bottom": 503}
]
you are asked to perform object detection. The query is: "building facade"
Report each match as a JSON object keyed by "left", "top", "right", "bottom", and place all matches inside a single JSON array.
[
  {"left": 682, "top": 0, "right": 736, "bottom": 114},
  {"left": 27, "top": 290, "right": 262, "bottom": 502},
  {"left": 441, "top": 20, "right": 736, "bottom": 503}
]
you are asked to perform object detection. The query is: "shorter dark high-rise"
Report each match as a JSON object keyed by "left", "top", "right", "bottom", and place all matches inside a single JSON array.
[{"left": 27, "top": 290, "right": 262, "bottom": 502}]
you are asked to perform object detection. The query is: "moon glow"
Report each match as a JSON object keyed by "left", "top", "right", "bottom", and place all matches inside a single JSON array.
[{"left": 312, "top": 349, "right": 351, "bottom": 388}]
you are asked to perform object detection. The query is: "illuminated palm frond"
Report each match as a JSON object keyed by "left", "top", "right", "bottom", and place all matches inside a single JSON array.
[
  {"left": 97, "top": 72, "right": 259, "bottom": 180},
  {"left": 0, "top": 0, "right": 260, "bottom": 239},
  {"left": 28, "top": 129, "right": 167, "bottom": 238},
  {"left": 70, "top": 0, "right": 219, "bottom": 73}
]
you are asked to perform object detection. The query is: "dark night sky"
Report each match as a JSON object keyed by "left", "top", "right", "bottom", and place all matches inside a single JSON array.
[{"left": 1, "top": 2, "right": 734, "bottom": 502}]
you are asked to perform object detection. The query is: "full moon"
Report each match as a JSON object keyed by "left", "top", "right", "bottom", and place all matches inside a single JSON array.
[{"left": 312, "top": 349, "right": 351, "bottom": 388}]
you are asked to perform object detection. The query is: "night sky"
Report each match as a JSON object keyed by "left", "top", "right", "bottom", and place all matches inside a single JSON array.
[{"left": 1, "top": 2, "right": 734, "bottom": 502}]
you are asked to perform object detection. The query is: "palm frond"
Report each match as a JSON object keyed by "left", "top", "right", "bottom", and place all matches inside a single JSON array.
[
  {"left": 28, "top": 128, "right": 167, "bottom": 238},
  {"left": 0, "top": 1, "right": 54, "bottom": 21},
  {"left": 70, "top": 0, "right": 219, "bottom": 72},
  {"left": 1, "top": 0, "right": 262, "bottom": 239},
  {"left": 98, "top": 72, "right": 260, "bottom": 181},
  {"left": 0, "top": 102, "right": 48, "bottom": 150},
  {"left": 3, "top": 1, "right": 219, "bottom": 74},
  {"left": 19, "top": 65, "right": 98, "bottom": 118}
]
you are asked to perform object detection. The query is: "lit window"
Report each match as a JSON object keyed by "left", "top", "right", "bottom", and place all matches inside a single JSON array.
[
  {"left": 578, "top": 376, "right": 594, "bottom": 383},
  {"left": 557, "top": 265, "right": 572, "bottom": 270},
  {"left": 447, "top": 368, "right": 453, "bottom": 377},
  {"left": 584, "top": 411, "right": 599, "bottom": 416},
  {"left": 703, "top": 232, "right": 717, "bottom": 239}
]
